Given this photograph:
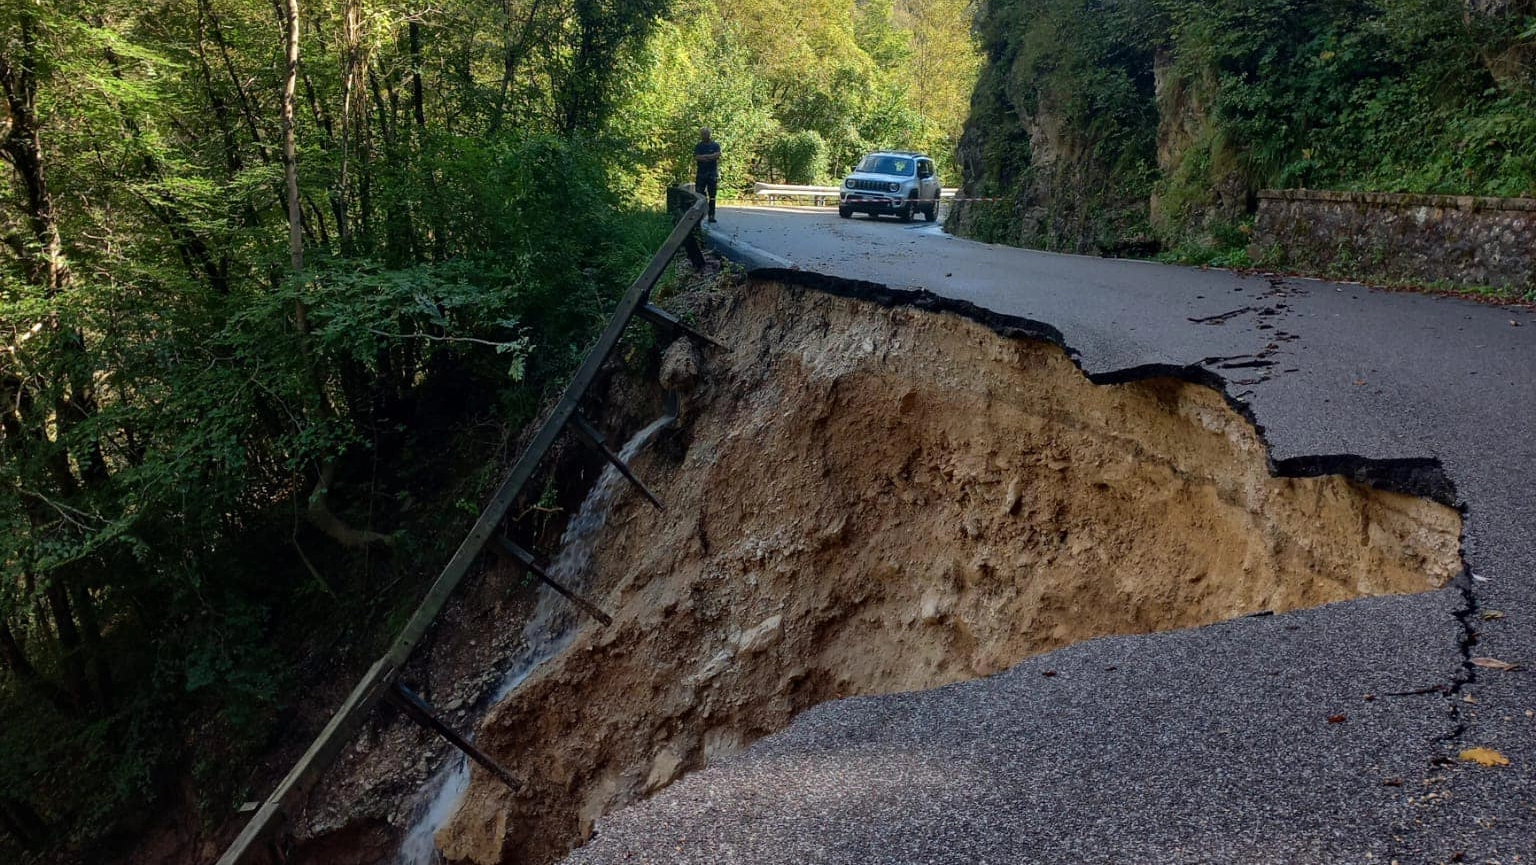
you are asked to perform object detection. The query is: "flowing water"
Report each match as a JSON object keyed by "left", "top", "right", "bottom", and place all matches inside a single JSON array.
[{"left": 393, "top": 415, "right": 675, "bottom": 865}]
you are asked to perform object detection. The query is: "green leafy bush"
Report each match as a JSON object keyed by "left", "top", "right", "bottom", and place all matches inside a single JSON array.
[{"left": 768, "top": 129, "right": 832, "bottom": 183}]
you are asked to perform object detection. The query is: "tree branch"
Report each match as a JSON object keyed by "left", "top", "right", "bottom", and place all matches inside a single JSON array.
[{"left": 306, "top": 458, "right": 392, "bottom": 549}]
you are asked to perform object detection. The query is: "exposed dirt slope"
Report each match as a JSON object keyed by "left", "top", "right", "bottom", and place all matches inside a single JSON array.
[{"left": 430, "top": 281, "right": 1461, "bottom": 865}]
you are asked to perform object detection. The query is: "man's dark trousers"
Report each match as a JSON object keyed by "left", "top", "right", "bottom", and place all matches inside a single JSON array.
[{"left": 696, "top": 177, "right": 717, "bottom": 220}]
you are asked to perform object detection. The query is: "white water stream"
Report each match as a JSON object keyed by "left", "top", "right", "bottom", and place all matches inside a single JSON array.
[{"left": 394, "top": 415, "right": 674, "bottom": 865}]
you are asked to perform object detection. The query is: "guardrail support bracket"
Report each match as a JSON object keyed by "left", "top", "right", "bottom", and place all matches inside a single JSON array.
[
  {"left": 491, "top": 537, "right": 614, "bottom": 626},
  {"left": 637, "top": 303, "right": 731, "bottom": 352},
  {"left": 386, "top": 683, "right": 522, "bottom": 793},
  {"left": 683, "top": 234, "right": 707, "bottom": 268},
  {"left": 568, "top": 413, "right": 666, "bottom": 511}
]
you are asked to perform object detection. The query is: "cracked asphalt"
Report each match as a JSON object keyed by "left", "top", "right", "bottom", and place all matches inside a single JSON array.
[{"left": 563, "top": 205, "right": 1536, "bottom": 864}]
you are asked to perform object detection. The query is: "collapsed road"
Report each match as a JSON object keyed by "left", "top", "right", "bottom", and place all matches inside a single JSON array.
[
  {"left": 539, "top": 206, "right": 1533, "bottom": 863},
  {"left": 422, "top": 281, "right": 1461, "bottom": 865},
  {"left": 292, "top": 204, "right": 1533, "bottom": 865}
]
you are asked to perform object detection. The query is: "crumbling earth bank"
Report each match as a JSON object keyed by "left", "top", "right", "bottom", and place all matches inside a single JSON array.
[{"left": 436, "top": 281, "right": 1461, "bottom": 865}]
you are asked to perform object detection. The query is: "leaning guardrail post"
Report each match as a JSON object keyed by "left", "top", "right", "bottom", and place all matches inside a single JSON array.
[
  {"left": 567, "top": 413, "right": 666, "bottom": 510},
  {"left": 213, "top": 190, "right": 707, "bottom": 865},
  {"left": 385, "top": 683, "right": 523, "bottom": 792},
  {"left": 490, "top": 537, "right": 614, "bottom": 626},
  {"left": 636, "top": 303, "right": 731, "bottom": 352},
  {"left": 683, "top": 234, "right": 706, "bottom": 268},
  {"left": 666, "top": 185, "right": 708, "bottom": 267}
]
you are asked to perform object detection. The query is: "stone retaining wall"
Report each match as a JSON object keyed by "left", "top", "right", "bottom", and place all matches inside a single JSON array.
[{"left": 1251, "top": 189, "right": 1536, "bottom": 292}]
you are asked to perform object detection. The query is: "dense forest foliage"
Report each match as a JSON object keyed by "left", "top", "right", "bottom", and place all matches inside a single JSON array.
[
  {"left": 0, "top": 0, "right": 977, "bottom": 861},
  {"left": 949, "top": 0, "right": 1536, "bottom": 259},
  {"left": 620, "top": 0, "right": 980, "bottom": 187}
]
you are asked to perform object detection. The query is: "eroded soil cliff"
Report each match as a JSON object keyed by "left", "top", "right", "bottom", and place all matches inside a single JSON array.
[{"left": 432, "top": 280, "right": 1461, "bottom": 865}]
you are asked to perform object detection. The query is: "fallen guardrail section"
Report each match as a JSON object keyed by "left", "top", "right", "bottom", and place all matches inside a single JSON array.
[
  {"left": 752, "top": 181, "right": 958, "bottom": 204},
  {"left": 214, "top": 189, "right": 720, "bottom": 865}
]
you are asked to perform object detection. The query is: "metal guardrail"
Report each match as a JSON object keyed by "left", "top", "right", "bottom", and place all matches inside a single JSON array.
[
  {"left": 752, "top": 181, "right": 958, "bottom": 203},
  {"left": 214, "top": 189, "right": 716, "bottom": 865}
]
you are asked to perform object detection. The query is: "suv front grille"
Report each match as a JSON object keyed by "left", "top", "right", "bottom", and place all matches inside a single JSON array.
[{"left": 848, "top": 179, "right": 894, "bottom": 192}]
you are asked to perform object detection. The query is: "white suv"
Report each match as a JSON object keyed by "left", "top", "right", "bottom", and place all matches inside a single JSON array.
[{"left": 838, "top": 151, "right": 941, "bottom": 222}]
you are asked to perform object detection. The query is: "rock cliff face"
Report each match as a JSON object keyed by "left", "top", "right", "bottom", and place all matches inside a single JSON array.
[
  {"left": 947, "top": 0, "right": 1536, "bottom": 261},
  {"left": 946, "top": 21, "right": 1241, "bottom": 255},
  {"left": 1148, "top": 54, "right": 1249, "bottom": 242},
  {"left": 944, "top": 0, "right": 1161, "bottom": 254},
  {"left": 1469, "top": 0, "right": 1536, "bottom": 85}
]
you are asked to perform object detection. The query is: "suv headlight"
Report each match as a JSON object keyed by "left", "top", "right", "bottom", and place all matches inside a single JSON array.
[
  {"left": 845, "top": 178, "right": 854, "bottom": 188},
  {"left": 887, "top": 181, "right": 900, "bottom": 192}
]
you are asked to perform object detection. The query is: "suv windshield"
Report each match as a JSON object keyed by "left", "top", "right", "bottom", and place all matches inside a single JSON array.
[{"left": 856, "top": 154, "right": 915, "bottom": 176}]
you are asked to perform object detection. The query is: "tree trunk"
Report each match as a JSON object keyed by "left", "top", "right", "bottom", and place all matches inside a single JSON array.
[
  {"left": 280, "top": 0, "right": 305, "bottom": 332},
  {"left": 43, "top": 582, "right": 91, "bottom": 712},
  {"left": 194, "top": 0, "right": 246, "bottom": 176},
  {"left": 208, "top": 2, "right": 272, "bottom": 162},
  {"left": 280, "top": 0, "right": 387, "bottom": 551},
  {"left": 489, "top": 0, "right": 547, "bottom": 135},
  {"left": 408, "top": 20, "right": 426, "bottom": 131},
  {"left": 0, "top": 14, "right": 71, "bottom": 294},
  {"left": 70, "top": 583, "right": 113, "bottom": 712},
  {"left": 2, "top": 19, "right": 116, "bottom": 719},
  {"left": 0, "top": 618, "right": 74, "bottom": 713},
  {"left": 338, "top": 0, "right": 368, "bottom": 252}
]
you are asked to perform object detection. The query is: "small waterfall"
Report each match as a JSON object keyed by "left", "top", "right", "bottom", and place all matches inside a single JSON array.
[
  {"left": 393, "top": 414, "right": 674, "bottom": 865},
  {"left": 396, "top": 758, "right": 470, "bottom": 865}
]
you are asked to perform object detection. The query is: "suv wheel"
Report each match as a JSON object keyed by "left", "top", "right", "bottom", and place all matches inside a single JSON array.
[
  {"left": 838, "top": 206, "right": 852, "bottom": 219},
  {"left": 898, "top": 198, "right": 914, "bottom": 222},
  {"left": 923, "top": 200, "right": 938, "bottom": 222}
]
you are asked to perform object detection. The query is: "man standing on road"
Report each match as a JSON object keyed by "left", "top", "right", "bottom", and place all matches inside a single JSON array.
[{"left": 694, "top": 127, "right": 720, "bottom": 223}]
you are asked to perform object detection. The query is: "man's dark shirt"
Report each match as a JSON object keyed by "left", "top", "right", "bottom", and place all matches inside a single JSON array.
[{"left": 694, "top": 140, "right": 721, "bottom": 181}]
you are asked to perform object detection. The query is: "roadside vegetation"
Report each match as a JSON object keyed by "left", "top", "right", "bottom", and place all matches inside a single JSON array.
[
  {"left": 0, "top": 0, "right": 979, "bottom": 861},
  {"left": 952, "top": 0, "right": 1536, "bottom": 261},
  {"left": 620, "top": 0, "right": 981, "bottom": 191}
]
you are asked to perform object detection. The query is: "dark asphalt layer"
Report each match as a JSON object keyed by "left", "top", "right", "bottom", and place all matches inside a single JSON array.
[{"left": 565, "top": 206, "right": 1536, "bottom": 864}]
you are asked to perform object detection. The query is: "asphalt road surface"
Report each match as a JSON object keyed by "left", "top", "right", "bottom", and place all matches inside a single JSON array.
[{"left": 566, "top": 205, "right": 1536, "bottom": 864}]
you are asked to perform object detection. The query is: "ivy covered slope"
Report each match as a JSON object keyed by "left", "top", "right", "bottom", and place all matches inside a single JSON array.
[{"left": 948, "top": 0, "right": 1536, "bottom": 259}]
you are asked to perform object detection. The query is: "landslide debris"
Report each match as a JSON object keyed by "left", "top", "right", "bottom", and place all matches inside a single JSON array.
[{"left": 426, "top": 280, "right": 1460, "bottom": 865}]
